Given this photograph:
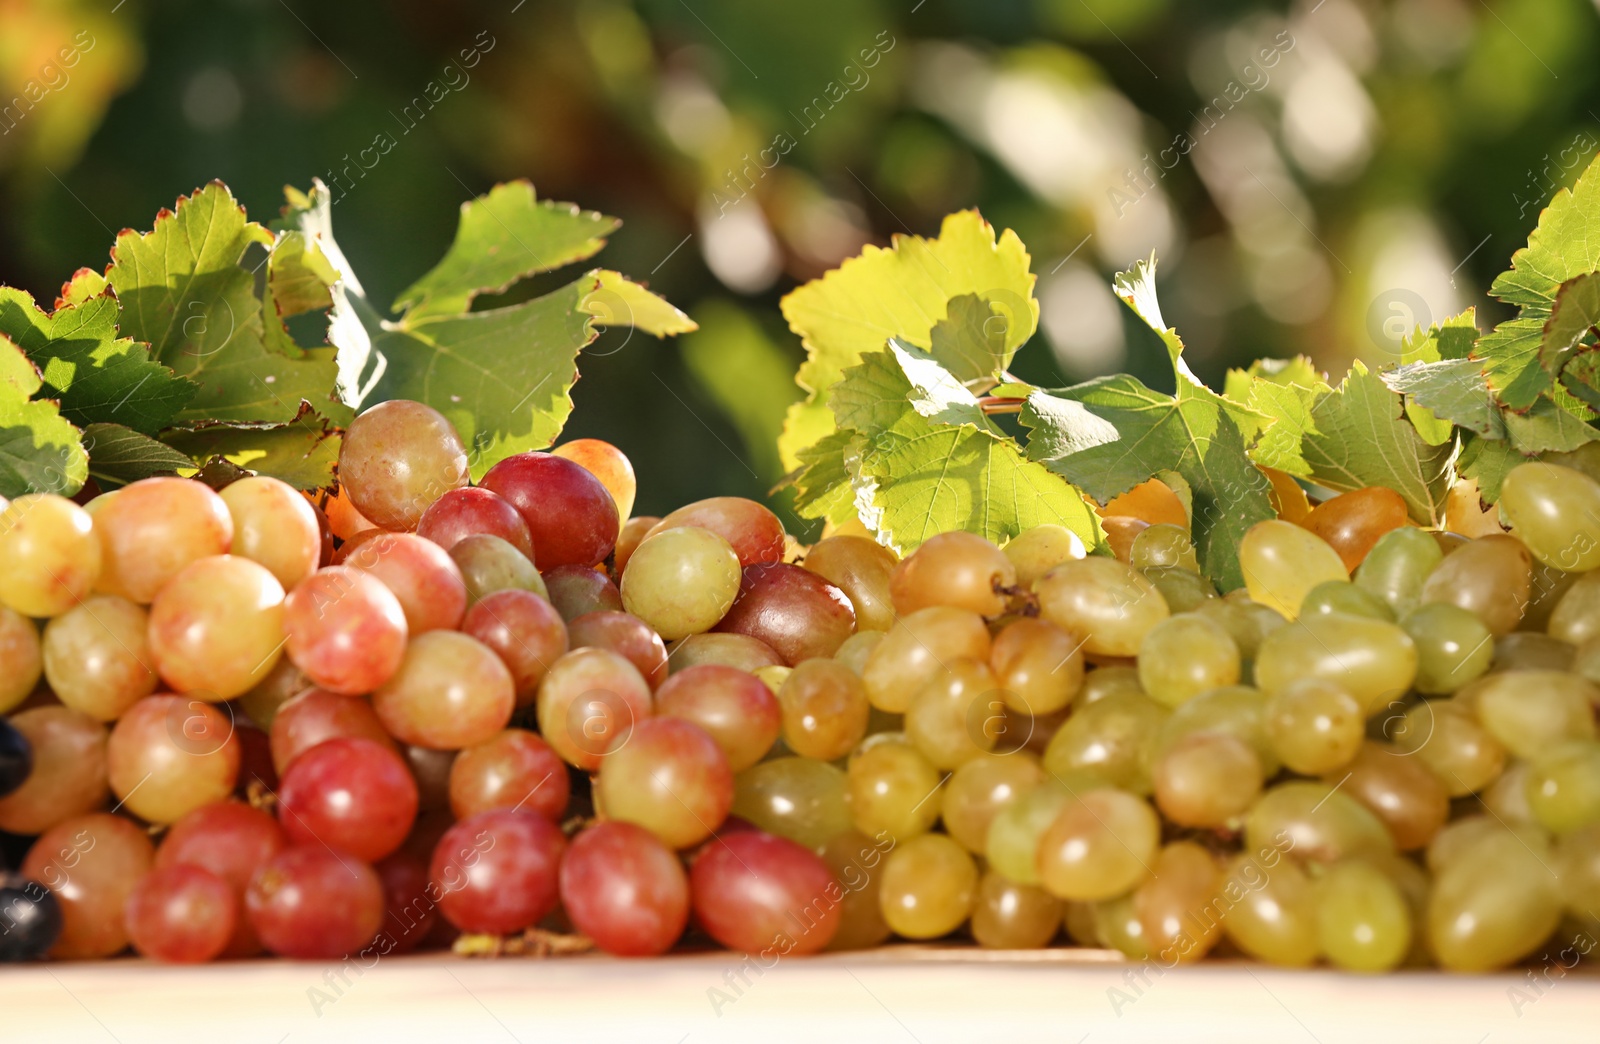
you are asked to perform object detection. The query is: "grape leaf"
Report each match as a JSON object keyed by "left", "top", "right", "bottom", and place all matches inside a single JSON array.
[
  {"left": 262, "top": 230, "right": 339, "bottom": 360},
  {"left": 81, "top": 423, "right": 193, "bottom": 488},
  {"left": 1474, "top": 317, "right": 1548, "bottom": 410},
  {"left": 1380, "top": 358, "right": 1506, "bottom": 440},
  {"left": 393, "top": 182, "right": 619, "bottom": 319},
  {"left": 1501, "top": 394, "right": 1599, "bottom": 454},
  {"left": 829, "top": 344, "right": 1102, "bottom": 554},
  {"left": 107, "top": 182, "right": 341, "bottom": 426},
  {"left": 1223, "top": 357, "right": 1329, "bottom": 477},
  {"left": 1540, "top": 272, "right": 1600, "bottom": 375},
  {"left": 926, "top": 294, "right": 1015, "bottom": 387},
  {"left": 0, "top": 335, "right": 86, "bottom": 497},
  {"left": 0, "top": 287, "right": 195, "bottom": 435},
  {"left": 164, "top": 409, "right": 341, "bottom": 490},
  {"left": 1459, "top": 435, "right": 1522, "bottom": 503},
  {"left": 791, "top": 428, "right": 860, "bottom": 525},
  {"left": 56, "top": 269, "right": 108, "bottom": 310},
  {"left": 1301, "top": 362, "right": 1454, "bottom": 526},
  {"left": 1388, "top": 310, "right": 1483, "bottom": 445},
  {"left": 778, "top": 210, "right": 1039, "bottom": 471},
  {"left": 1560, "top": 348, "right": 1600, "bottom": 409},
  {"left": 583, "top": 269, "right": 698, "bottom": 337}
]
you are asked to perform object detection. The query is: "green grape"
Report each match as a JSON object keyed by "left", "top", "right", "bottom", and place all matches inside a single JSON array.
[
  {"left": 970, "top": 870, "right": 1062, "bottom": 949},
  {"left": 1420, "top": 534, "right": 1533, "bottom": 636},
  {"left": 1035, "top": 557, "right": 1169, "bottom": 657},
  {"left": 1526, "top": 741, "right": 1600, "bottom": 834},
  {"left": 1547, "top": 571, "right": 1600, "bottom": 646},
  {"left": 1253, "top": 614, "right": 1418, "bottom": 715},
  {"left": 620, "top": 526, "right": 742, "bottom": 640},
  {"left": 1194, "top": 597, "right": 1281, "bottom": 667},
  {"left": 986, "top": 780, "right": 1080, "bottom": 885},
  {"left": 1133, "top": 841, "right": 1223, "bottom": 963},
  {"left": 1091, "top": 892, "right": 1150, "bottom": 959},
  {"left": 1470, "top": 670, "right": 1597, "bottom": 759},
  {"left": 1399, "top": 603, "right": 1493, "bottom": 694},
  {"left": 1246, "top": 781, "right": 1395, "bottom": 865},
  {"left": 1425, "top": 816, "right": 1550, "bottom": 875},
  {"left": 1043, "top": 692, "right": 1167, "bottom": 794},
  {"left": 1153, "top": 684, "right": 1279, "bottom": 776},
  {"left": 450, "top": 535, "right": 547, "bottom": 606},
  {"left": 1136, "top": 614, "right": 1240, "bottom": 708},
  {"left": 42, "top": 595, "right": 157, "bottom": 721},
  {"left": 1036, "top": 788, "right": 1160, "bottom": 901},
  {"left": 1239, "top": 519, "right": 1348, "bottom": 620},
  {"left": 1490, "top": 632, "right": 1574, "bottom": 673},
  {"left": 1152, "top": 732, "right": 1262, "bottom": 828},
  {"left": 863, "top": 607, "right": 991, "bottom": 713},
  {"left": 1314, "top": 859, "right": 1411, "bottom": 972},
  {"left": 731, "top": 756, "right": 852, "bottom": 850},
  {"left": 1264, "top": 678, "right": 1365, "bottom": 775},
  {"left": 1142, "top": 566, "right": 1217, "bottom": 613},
  {"left": 1061, "top": 900, "right": 1103, "bottom": 947},
  {"left": 878, "top": 833, "right": 977, "bottom": 939},
  {"left": 1299, "top": 580, "right": 1395, "bottom": 621},
  {"left": 1388, "top": 699, "right": 1505, "bottom": 796},
  {"left": 1220, "top": 852, "right": 1319, "bottom": 966},
  {"left": 990, "top": 618, "right": 1083, "bottom": 715},
  {"left": 846, "top": 733, "right": 943, "bottom": 842},
  {"left": 1427, "top": 830, "right": 1563, "bottom": 971},
  {"left": 1002, "top": 524, "right": 1085, "bottom": 587},
  {"left": 941, "top": 752, "right": 1045, "bottom": 854},
  {"left": 1570, "top": 637, "right": 1600, "bottom": 686},
  {"left": 905, "top": 658, "right": 999, "bottom": 769},
  {"left": 833, "top": 630, "right": 884, "bottom": 676},
  {"left": 1499, "top": 461, "right": 1600, "bottom": 572},
  {"left": 1479, "top": 758, "right": 1540, "bottom": 825},
  {"left": 1077, "top": 665, "right": 1143, "bottom": 706},
  {"left": 1354, "top": 527, "right": 1442, "bottom": 620},
  {"left": 1554, "top": 823, "right": 1600, "bottom": 921},
  {"left": 1130, "top": 524, "right": 1198, "bottom": 571}
]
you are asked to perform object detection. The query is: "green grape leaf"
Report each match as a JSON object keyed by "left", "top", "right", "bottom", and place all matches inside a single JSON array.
[
  {"left": 262, "top": 229, "right": 339, "bottom": 360},
  {"left": 1380, "top": 358, "right": 1506, "bottom": 441},
  {"left": 791, "top": 428, "right": 860, "bottom": 525},
  {"left": 1459, "top": 435, "right": 1522, "bottom": 504},
  {"left": 81, "top": 423, "right": 193, "bottom": 488},
  {"left": 1301, "top": 362, "right": 1454, "bottom": 526},
  {"left": 1401, "top": 307, "right": 1479, "bottom": 364},
  {"left": 0, "top": 288, "right": 196, "bottom": 435},
  {"left": 56, "top": 268, "right": 108, "bottom": 309},
  {"left": 580, "top": 269, "right": 697, "bottom": 337},
  {"left": 107, "top": 182, "right": 341, "bottom": 426},
  {"left": 1223, "top": 357, "right": 1330, "bottom": 477},
  {"left": 1491, "top": 152, "right": 1600, "bottom": 314},
  {"left": 1540, "top": 272, "right": 1600, "bottom": 375},
  {"left": 1474, "top": 316, "right": 1548, "bottom": 410},
  {"left": 830, "top": 345, "right": 1102, "bottom": 554},
  {"left": 926, "top": 294, "right": 1014, "bottom": 387},
  {"left": 393, "top": 182, "right": 619, "bottom": 319},
  {"left": 1560, "top": 348, "right": 1600, "bottom": 410},
  {"left": 0, "top": 335, "right": 86, "bottom": 497},
  {"left": 1017, "top": 389, "right": 1121, "bottom": 461},
  {"left": 778, "top": 210, "right": 1038, "bottom": 470},
  {"left": 164, "top": 408, "right": 341, "bottom": 490},
  {"left": 1501, "top": 394, "right": 1600, "bottom": 454}
]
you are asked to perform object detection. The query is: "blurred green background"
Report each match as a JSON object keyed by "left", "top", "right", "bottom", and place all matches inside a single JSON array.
[{"left": 3, "top": 0, "right": 1599, "bottom": 518}]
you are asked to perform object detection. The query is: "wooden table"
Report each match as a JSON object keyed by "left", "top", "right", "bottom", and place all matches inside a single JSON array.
[{"left": 6, "top": 947, "right": 1595, "bottom": 1043}]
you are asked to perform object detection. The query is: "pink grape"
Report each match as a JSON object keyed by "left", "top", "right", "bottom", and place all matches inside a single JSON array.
[
  {"left": 448, "top": 728, "right": 570, "bottom": 821},
  {"left": 107, "top": 695, "right": 240, "bottom": 825},
  {"left": 714, "top": 563, "right": 856, "bottom": 664},
  {"left": 430, "top": 810, "right": 566, "bottom": 935},
  {"left": 22, "top": 812, "right": 154, "bottom": 959},
  {"left": 283, "top": 566, "right": 409, "bottom": 695},
  {"left": 595, "top": 717, "right": 733, "bottom": 849},
  {"left": 246, "top": 846, "right": 385, "bottom": 959},
  {"left": 648, "top": 497, "right": 786, "bottom": 568},
  {"left": 338, "top": 399, "right": 470, "bottom": 531},
  {"left": 480, "top": 451, "right": 619, "bottom": 568},
  {"left": 654, "top": 664, "right": 782, "bottom": 772},
  {"left": 460, "top": 589, "right": 570, "bottom": 704},
  {"left": 372, "top": 631, "right": 515, "bottom": 749},
  {"left": 269, "top": 687, "right": 397, "bottom": 776},
  {"left": 277, "top": 737, "right": 419, "bottom": 862},
  {"left": 567, "top": 610, "right": 670, "bottom": 689},
  {"left": 156, "top": 800, "right": 287, "bottom": 957},
  {"left": 340, "top": 532, "right": 468, "bottom": 633},
  {"left": 0, "top": 706, "right": 109, "bottom": 836},
  {"left": 221, "top": 476, "right": 323, "bottom": 590},
  {"left": 534, "top": 647, "right": 654, "bottom": 771},
  {"left": 689, "top": 830, "right": 841, "bottom": 955},
  {"left": 125, "top": 864, "right": 237, "bottom": 963},
  {"left": 559, "top": 821, "right": 688, "bottom": 956},
  {"left": 92, "top": 477, "right": 232, "bottom": 603},
  {"left": 416, "top": 486, "right": 534, "bottom": 558}
]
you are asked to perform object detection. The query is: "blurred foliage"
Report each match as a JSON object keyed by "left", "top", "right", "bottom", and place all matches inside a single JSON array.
[{"left": 2, "top": 0, "right": 1599, "bottom": 520}]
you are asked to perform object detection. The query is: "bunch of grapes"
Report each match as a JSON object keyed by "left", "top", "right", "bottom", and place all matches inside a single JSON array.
[{"left": 3, "top": 397, "right": 1599, "bottom": 974}]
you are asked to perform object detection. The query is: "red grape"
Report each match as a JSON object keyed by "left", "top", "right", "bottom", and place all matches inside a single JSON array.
[
  {"left": 372, "top": 851, "right": 437, "bottom": 954},
  {"left": 654, "top": 664, "right": 782, "bottom": 772},
  {"left": 460, "top": 589, "right": 569, "bottom": 704},
  {"left": 559, "top": 821, "right": 688, "bottom": 956},
  {"left": 430, "top": 810, "right": 566, "bottom": 935},
  {"left": 125, "top": 864, "right": 237, "bottom": 963},
  {"left": 535, "top": 647, "right": 654, "bottom": 771},
  {"left": 543, "top": 564, "right": 624, "bottom": 622},
  {"left": 480, "top": 452, "right": 619, "bottom": 568},
  {"left": 567, "top": 610, "right": 669, "bottom": 689},
  {"left": 689, "top": 830, "right": 841, "bottom": 955},
  {"left": 448, "top": 729, "right": 570, "bottom": 821},
  {"left": 283, "top": 567, "right": 409, "bottom": 695},
  {"left": 269, "top": 687, "right": 397, "bottom": 776},
  {"left": 714, "top": 563, "right": 856, "bottom": 664},
  {"left": 277, "top": 738, "right": 419, "bottom": 862},
  {"left": 648, "top": 497, "right": 785, "bottom": 568},
  {"left": 340, "top": 532, "right": 468, "bottom": 633},
  {"left": 416, "top": 486, "right": 534, "bottom": 558},
  {"left": 246, "top": 846, "right": 385, "bottom": 959},
  {"left": 156, "top": 800, "right": 287, "bottom": 957},
  {"left": 595, "top": 718, "right": 733, "bottom": 849}
]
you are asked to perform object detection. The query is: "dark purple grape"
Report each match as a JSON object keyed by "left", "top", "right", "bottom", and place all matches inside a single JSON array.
[
  {"left": 0, "top": 874, "right": 63, "bottom": 962},
  {"left": 0, "top": 719, "right": 32, "bottom": 798}
]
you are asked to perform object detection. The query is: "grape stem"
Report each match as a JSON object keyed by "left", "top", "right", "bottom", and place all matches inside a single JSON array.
[{"left": 454, "top": 928, "right": 596, "bottom": 958}]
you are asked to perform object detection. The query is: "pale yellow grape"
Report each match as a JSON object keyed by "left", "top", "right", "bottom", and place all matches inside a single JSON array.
[
  {"left": 1427, "top": 830, "right": 1563, "bottom": 971},
  {"left": 1388, "top": 699, "right": 1504, "bottom": 796},
  {"left": 1548, "top": 571, "right": 1600, "bottom": 646},
  {"left": 1091, "top": 893, "right": 1150, "bottom": 958},
  {"left": 220, "top": 476, "right": 322, "bottom": 590},
  {"left": 1238, "top": 519, "right": 1346, "bottom": 620},
  {"left": 1221, "top": 853, "right": 1318, "bottom": 966},
  {"left": 1400, "top": 603, "right": 1493, "bottom": 695},
  {"left": 752, "top": 664, "right": 791, "bottom": 695},
  {"left": 0, "top": 607, "right": 42, "bottom": 713},
  {"left": 1253, "top": 614, "right": 1417, "bottom": 715},
  {"left": 1133, "top": 841, "right": 1223, "bottom": 962},
  {"left": 941, "top": 752, "right": 1045, "bottom": 854},
  {"left": 989, "top": 618, "right": 1083, "bottom": 715},
  {"left": 1525, "top": 741, "right": 1600, "bottom": 834},
  {"left": 1498, "top": 461, "right": 1600, "bottom": 572},
  {"left": 41, "top": 596, "right": 157, "bottom": 720},
  {"left": 1036, "top": 788, "right": 1159, "bottom": 901},
  {"left": 878, "top": 833, "right": 977, "bottom": 939},
  {"left": 1143, "top": 567, "right": 1217, "bottom": 613},
  {"left": 986, "top": 780, "right": 1081, "bottom": 885},
  {"left": 1263, "top": 678, "right": 1365, "bottom": 775},
  {"left": 1035, "top": 557, "right": 1168, "bottom": 657},
  {"left": 1469, "top": 670, "right": 1597, "bottom": 759},
  {"left": 1152, "top": 732, "right": 1262, "bottom": 828},
  {"left": 1137, "top": 613, "right": 1240, "bottom": 708},
  {"left": 862, "top": 606, "right": 990, "bottom": 713},
  {"left": 1425, "top": 816, "right": 1549, "bottom": 875},
  {"left": 1245, "top": 780, "right": 1394, "bottom": 865},
  {"left": 1480, "top": 759, "right": 1540, "bottom": 825},
  {"left": 147, "top": 556, "right": 286, "bottom": 700},
  {"left": 1043, "top": 691, "right": 1167, "bottom": 794},
  {"left": 1354, "top": 527, "right": 1442, "bottom": 618},
  {"left": 1492, "top": 631, "right": 1575, "bottom": 673},
  {"left": 905, "top": 658, "right": 999, "bottom": 769},
  {"left": 1002, "top": 524, "right": 1084, "bottom": 586},
  {"left": 620, "top": 526, "right": 741, "bottom": 640},
  {"left": 1129, "top": 523, "right": 1198, "bottom": 571},
  {"left": 1077, "top": 665, "right": 1143, "bottom": 706},
  {"left": 845, "top": 733, "right": 943, "bottom": 841},
  {"left": 0, "top": 494, "right": 101, "bottom": 617},
  {"left": 832, "top": 629, "right": 884, "bottom": 676},
  {"left": 1554, "top": 824, "right": 1600, "bottom": 920}
]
